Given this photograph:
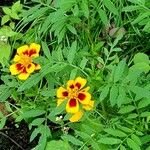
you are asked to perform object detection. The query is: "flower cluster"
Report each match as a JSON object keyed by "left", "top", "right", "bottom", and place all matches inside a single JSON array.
[
  {"left": 57, "top": 77, "right": 94, "bottom": 122},
  {"left": 9, "top": 43, "right": 41, "bottom": 80}
]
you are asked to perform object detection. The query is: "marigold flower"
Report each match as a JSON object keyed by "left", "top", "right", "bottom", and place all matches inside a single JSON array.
[
  {"left": 57, "top": 77, "right": 94, "bottom": 122},
  {"left": 9, "top": 43, "right": 41, "bottom": 80}
]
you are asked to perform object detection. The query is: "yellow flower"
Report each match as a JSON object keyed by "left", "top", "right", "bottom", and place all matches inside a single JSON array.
[
  {"left": 9, "top": 43, "right": 41, "bottom": 80},
  {"left": 56, "top": 77, "right": 94, "bottom": 122}
]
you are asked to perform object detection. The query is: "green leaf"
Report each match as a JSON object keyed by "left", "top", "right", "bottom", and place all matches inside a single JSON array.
[
  {"left": 132, "top": 12, "right": 150, "bottom": 25},
  {"left": 129, "top": 86, "right": 150, "bottom": 99},
  {"left": 58, "top": 0, "right": 76, "bottom": 12},
  {"left": 5, "top": 101, "right": 12, "bottom": 112},
  {"left": 140, "top": 112, "right": 150, "bottom": 117},
  {"left": 133, "top": 53, "right": 149, "bottom": 65},
  {"left": 141, "top": 135, "right": 150, "bottom": 145},
  {"left": 42, "top": 42, "right": 51, "bottom": 60},
  {"left": 31, "top": 118, "right": 45, "bottom": 126},
  {"left": 22, "top": 109, "right": 46, "bottom": 118},
  {"left": 58, "top": 27, "right": 66, "bottom": 43},
  {"left": 114, "top": 60, "right": 126, "bottom": 82},
  {"left": 81, "top": 0, "right": 89, "bottom": 18},
  {"left": 40, "top": 13, "right": 52, "bottom": 34},
  {"left": 122, "top": 6, "right": 141, "bottom": 12},
  {"left": 34, "top": 134, "right": 47, "bottom": 150},
  {"left": 120, "top": 145, "right": 126, "bottom": 150},
  {"left": 12, "top": 1, "right": 22, "bottom": 12},
  {"left": 79, "top": 57, "right": 88, "bottom": 70},
  {"left": 99, "top": 85, "right": 110, "bottom": 101},
  {"left": 0, "top": 42, "right": 11, "bottom": 67},
  {"left": 132, "top": 62, "right": 150, "bottom": 74},
  {"left": 62, "top": 134, "right": 83, "bottom": 146},
  {"left": 103, "top": 0, "right": 119, "bottom": 15},
  {"left": 104, "top": 128, "right": 127, "bottom": 137},
  {"left": 30, "top": 127, "right": 40, "bottom": 142},
  {"left": 117, "top": 86, "right": 126, "bottom": 107},
  {"left": 131, "top": 134, "right": 142, "bottom": 146},
  {"left": 0, "top": 87, "right": 11, "bottom": 102},
  {"left": 10, "top": 11, "right": 20, "bottom": 20},
  {"left": 49, "top": 100, "right": 67, "bottom": 118},
  {"left": 46, "top": 140, "right": 72, "bottom": 150},
  {"left": 127, "top": 113, "right": 138, "bottom": 119},
  {"left": 2, "top": 7, "right": 11, "bottom": 15},
  {"left": 66, "top": 24, "right": 77, "bottom": 35},
  {"left": 117, "top": 125, "right": 132, "bottom": 133},
  {"left": 0, "top": 26, "right": 17, "bottom": 37},
  {"left": 1, "top": 15, "right": 10, "bottom": 25},
  {"left": 70, "top": 68, "right": 78, "bottom": 79},
  {"left": 67, "top": 41, "right": 77, "bottom": 64},
  {"left": 0, "top": 117, "right": 6, "bottom": 129},
  {"left": 138, "top": 98, "right": 150, "bottom": 108},
  {"left": 109, "top": 85, "right": 118, "bottom": 106},
  {"left": 118, "top": 105, "right": 135, "bottom": 114},
  {"left": 127, "top": 138, "right": 141, "bottom": 150},
  {"left": 98, "top": 137, "right": 121, "bottom": 145},
  {"left": 143, "top": 21, "right": 150, "bottom": 33},
  {"left": 98, "top": 8, "right": 109, "bottom": 26}
]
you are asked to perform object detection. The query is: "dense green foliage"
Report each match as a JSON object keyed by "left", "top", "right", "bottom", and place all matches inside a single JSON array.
[{"left": 0, "top": 0, "right": 150, "bottom": 149}]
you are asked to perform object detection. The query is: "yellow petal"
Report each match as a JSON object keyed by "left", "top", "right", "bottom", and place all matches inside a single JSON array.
[
  {"left": 75, "top": 77, "right": 87, "bottom": 89},
  {"left": 81, "top": 86, "right": 90, "bottom": 92},
  {"left": 69, "top": 111, "right": 83, "bottom": 122},
  {"left": 67, "top": 79, "right": 75, "bottom": 91},
  {"left": 57, "top": 99, "right": 65, "bottom": 106},
  {"left": 13, "top": 55, "right": 21, "bottom": 62},
  {"left": 66, "top": 98, "right": 79, "bottom": 113},
  {"left": 17, "top": 45, "right": 29, "bottom": 55},
  {"left": 77, "top": 92, "right": 91, "bottom": 105},
  {"left": 35, "top": 64, "right": 41, "bottom": 70},
  {"left": 26, "top": 63, "right": 35, "bottom": 73},
  {"left": 57, "top": 87, "right": 68, "bottom": 98},
  {"left": 18, "top": 72, "right": 30, "bottom": 80},
  {"left": 9, "top": 64, "right": 22, "bottom": 75},
  {"left": 83, "top": 100, "right": 94, "bottom": 110},
  {"left": 29, "top": 43, "right": 40, "bottom": 57}
]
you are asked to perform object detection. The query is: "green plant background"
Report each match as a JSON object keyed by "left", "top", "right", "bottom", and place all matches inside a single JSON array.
[{"left": 0, "top": 0, "right": 150, "bottom": 150}]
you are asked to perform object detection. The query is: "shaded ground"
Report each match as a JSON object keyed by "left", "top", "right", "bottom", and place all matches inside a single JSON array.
[{"left": 0, "top": 120, "right": 38, "bottom": 150}]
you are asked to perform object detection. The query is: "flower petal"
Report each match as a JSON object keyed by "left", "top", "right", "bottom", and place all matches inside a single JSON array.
[
  {"left": 66, "top": 98, "right": 79, "bottom": 113},
  {"left": 77, "top": 92, "right": 91, "bottom": 105},
  {"left": 26, "top": 63, "right": 35, "bottom": 73},
  {"left": 18, "top": 72, "right": 30, "bottom": 80},
  {"left": 57, "top": 99, "right": 65, "bottom": 106},
  {"left": 29, "top": 43, "right": 40, "bottom": 57},
  {"left": 81, "top": 86, "right": 90, "bottom": 92},
  {"left": 57, "top": 87, "right": 68, "bottom": 98},
  {"left": 34, "top": 64, "right": 41, "bottom": 70},
  {"left": 69, "top": 111, "right": 83, "bottom": 122},
  {"left": 17, "top": 45, "right": 29, "bottom": 55},
  {"left": 9, "top": 63, "right": 23, "bottom": 75},
  {"left": 13, "top": 55, "right": 21, "bottom": 62},
  {"left": 75, "top": 77, "right": 87, "bottom": 90},
  {"left": 67, "top": 80, "right": 75, "bottom": 91},
  {"left": 83, "top": 100, "right": 94, "bottom": 110}
]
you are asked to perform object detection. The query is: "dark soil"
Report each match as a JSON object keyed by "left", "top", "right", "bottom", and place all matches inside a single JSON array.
[{"left": 0, "top": 120, "right": 38, "bottom": 150}]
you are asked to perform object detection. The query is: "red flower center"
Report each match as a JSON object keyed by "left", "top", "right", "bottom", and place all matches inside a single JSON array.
[
  {"left": 75, "top": 82, "right": 81, "bottom": 89},
  {"left": 78, "top": 93, "right": 86, "bottom": 101},
  {"left": 70, "top": 84, "right": 74, "bottom": 89},
  {"left": 69, "top": 98, "right": 77, "bottom": 107},
  {"left": 62, "top": 91, "right": 68, "bottom": 97}
]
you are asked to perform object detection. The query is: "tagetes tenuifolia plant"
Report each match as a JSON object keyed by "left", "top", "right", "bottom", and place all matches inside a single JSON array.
[
  {"left": 9, "top": 43, "right": 41, "bottom": 80},
  {"left": 57, "top": 77, "right": 94, "bottom": 122}
]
